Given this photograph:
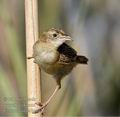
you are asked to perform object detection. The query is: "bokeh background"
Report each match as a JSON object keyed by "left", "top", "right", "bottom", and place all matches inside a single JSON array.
[{"left": 0, "top": 0, "right": 120, "bottom": 116}]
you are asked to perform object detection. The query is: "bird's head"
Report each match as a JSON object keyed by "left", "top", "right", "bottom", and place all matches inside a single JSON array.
[{"left": 40, "top": 28, "right": 72, "bottom": 47}]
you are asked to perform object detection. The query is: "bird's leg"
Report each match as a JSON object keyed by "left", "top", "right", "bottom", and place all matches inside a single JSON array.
[
  {"left": 42, "top": 78, "right": 61, "bottom": 107},
  {"left": 33, "top": 79, "right": 61, "bottom": 114},
  {"left": 33, "top": 85, "right": 60, "bottom": 114}
]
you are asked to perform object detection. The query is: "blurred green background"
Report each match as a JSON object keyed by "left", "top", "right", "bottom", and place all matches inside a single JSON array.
[{"left": 0, "top": 0, "right": 120, "bottom": 116}]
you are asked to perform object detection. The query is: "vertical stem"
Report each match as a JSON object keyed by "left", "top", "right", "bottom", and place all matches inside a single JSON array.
[{"left": 25, "top": 0, "right": 41, "bottom": 117}]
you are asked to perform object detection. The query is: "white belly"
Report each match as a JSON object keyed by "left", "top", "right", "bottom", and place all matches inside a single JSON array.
[
  {"left": 41, "top": 51, "right": 58, "bottom": 63},
  {"left": 35, "top": 50, "right": 59, "bottom": 65}
]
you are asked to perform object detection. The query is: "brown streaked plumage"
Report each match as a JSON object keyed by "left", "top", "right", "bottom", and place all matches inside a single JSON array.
[{"left": 29, "top": 28, "right": 88, "bottom": 114}]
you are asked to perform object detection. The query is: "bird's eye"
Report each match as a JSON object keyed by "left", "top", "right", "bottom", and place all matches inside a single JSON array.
[{"left": 53, "top": 33, "right": 57, "bottom": 37}]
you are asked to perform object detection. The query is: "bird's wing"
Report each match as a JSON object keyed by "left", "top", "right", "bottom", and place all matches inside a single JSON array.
[{"left": 57, "top": 43, "right": 77, "bottom": 64}]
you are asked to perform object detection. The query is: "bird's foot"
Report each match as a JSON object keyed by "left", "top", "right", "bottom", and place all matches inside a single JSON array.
[
  {"left": 32, "top": 102, "right": 47, "bottom": 115},
  {"left": 27, "top": 56, "right": 33, "bottom": 59}
]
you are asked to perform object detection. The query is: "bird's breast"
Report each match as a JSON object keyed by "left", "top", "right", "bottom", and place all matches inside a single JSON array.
[
  {"left": 41, "top": 51, "right": 59, "bottom": 63},
  {"left": 34, "top": 49, "right": 59, "bottom": 65}
]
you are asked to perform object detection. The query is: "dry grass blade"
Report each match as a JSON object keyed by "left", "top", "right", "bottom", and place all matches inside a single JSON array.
[{"left": 25, "top": 0, "right": 41, "bottom": 116}]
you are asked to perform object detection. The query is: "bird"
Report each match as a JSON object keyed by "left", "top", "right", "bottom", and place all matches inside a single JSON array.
[{"left": 28, "top": 28, "right": 88, "bottom": 114}]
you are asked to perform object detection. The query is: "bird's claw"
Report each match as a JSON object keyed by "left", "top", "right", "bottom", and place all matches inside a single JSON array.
[
  {"left": 27, "top": 56, "right": 33, "bottom": 59},
  {"left": 35, "top": 102, "right": 43, "bottom": 106},
  {"left": 32, "top": 102, "right": 46, "bottom": 114}
]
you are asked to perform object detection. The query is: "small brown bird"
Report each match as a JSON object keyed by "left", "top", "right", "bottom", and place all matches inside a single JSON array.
[{"left": 29, "top": 28, "right": 88, "bottom": 113}]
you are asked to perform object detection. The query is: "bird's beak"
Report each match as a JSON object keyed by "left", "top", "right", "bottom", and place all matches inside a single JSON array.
[{"left": 60, "top": 36, "right": 73, "bottom": 41}]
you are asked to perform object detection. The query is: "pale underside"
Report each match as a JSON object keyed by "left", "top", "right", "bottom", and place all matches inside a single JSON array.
[{"left": 33, "top": 41, "right": 77, "bottom": 78}]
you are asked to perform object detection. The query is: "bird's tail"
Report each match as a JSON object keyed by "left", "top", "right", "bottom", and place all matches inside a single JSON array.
[{"left": 76, "top": 55, "right": 88, "bottom": 64}]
